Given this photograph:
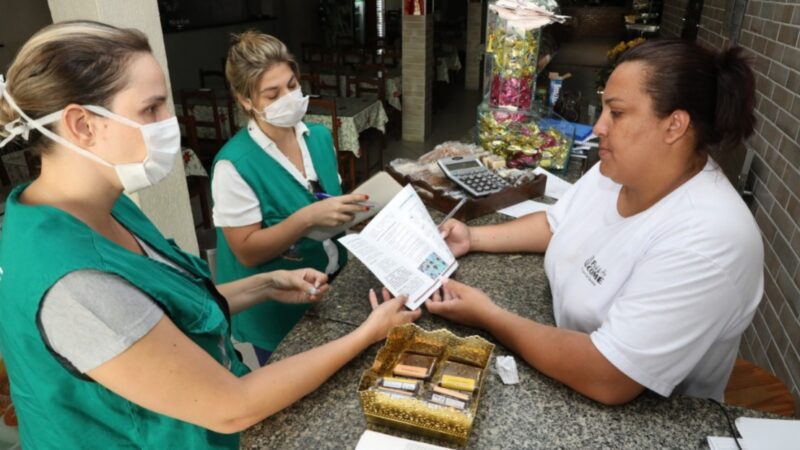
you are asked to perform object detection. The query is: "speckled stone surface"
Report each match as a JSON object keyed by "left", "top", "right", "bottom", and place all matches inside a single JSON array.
[
  {"left": 241, "top": 316, "right": 772, "bottom": 449},
  {"left": 241, "top": 173, "right": 775, "bottom": 449}
]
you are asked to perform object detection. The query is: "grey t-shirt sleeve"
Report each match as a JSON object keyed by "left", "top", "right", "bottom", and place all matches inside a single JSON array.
[{"left": 39, "top": 270, "right": 165, "bottom": 373}]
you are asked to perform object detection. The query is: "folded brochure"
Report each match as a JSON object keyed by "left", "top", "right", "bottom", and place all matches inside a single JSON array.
[{"left": 338, "top": 185, "right": 458, "bottom": 310}]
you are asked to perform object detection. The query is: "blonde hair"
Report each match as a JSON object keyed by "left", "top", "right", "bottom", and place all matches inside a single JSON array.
[
  {"left": 0, "top": 20, "right": 150, "bottom": 153},
  {"left": 225, "top": 30, "right": 299, "bottom": 101}
]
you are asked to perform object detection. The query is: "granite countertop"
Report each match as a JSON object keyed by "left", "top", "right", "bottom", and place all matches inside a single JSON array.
[{"left": 241, "top": 208, "right": 775, "bottom": 449}]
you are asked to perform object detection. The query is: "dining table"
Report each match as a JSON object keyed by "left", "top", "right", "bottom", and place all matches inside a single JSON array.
[
  {"left": 240, "top": 179, "right": 777, "bottom": 449},
  {"left": 304, "top": 96, "right": 389, "bottom": 157}
]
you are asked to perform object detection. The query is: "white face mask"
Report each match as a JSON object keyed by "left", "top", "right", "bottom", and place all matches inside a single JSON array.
[
  {"left": 258, "top": 88, "right": 309, "bottom": 128},
  {"left": 0, "top": 77, "right": 180, "bottom": 194}
]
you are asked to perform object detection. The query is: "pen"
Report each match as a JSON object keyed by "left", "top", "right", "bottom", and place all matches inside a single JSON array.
[
  {"left": 314, "top": 192, "right": 376, "bottom": 208},
  {"left": 438, "top": 198, "right": 467, "bottom": 227}
]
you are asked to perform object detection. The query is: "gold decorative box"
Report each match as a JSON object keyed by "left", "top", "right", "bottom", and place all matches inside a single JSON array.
[{"left": 358, "top": 324, "right": 495, "bottom": 446}]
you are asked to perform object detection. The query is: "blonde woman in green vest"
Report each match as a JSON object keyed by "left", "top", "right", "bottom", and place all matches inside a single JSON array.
[
  {"left": 0, "top": 21, "right": 419, "bottom": 449},
  {"left": 212, "top": 32, "right": 367, "bottom": 364}
]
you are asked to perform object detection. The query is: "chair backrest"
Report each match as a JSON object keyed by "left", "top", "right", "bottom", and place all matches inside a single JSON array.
[
  {"left": 339, "top": 47, "right": 365, "bottom": 66},
  {"left": 308, "top": 97, "right": 340, "bottom": 151},
  {"left": 311, "top": 63, "right": 341, "bottom": 97},
  {"left": 302, "top": 43, "right": 324, "bottom": 64},
  {"left": 374, "top": 47, "right": 400, "bottom": 67},
  {"left": 180, "top": 89, "right": 224, "bottom": 145},
  {"left": 299, "top": 73, "right": 320, "bottom": 96},
  {"left": 336, "top": 36, "right": 355, "bottom": 48},
  {"left": 176, "top": 114, "right": 200, "bottom": 152},
  {"left": 354, "top": 63, "right": 387, "bottom": 79},
  {"left": 308, "top": 97, "right": 356, "bottom": 191},
  {"left": 346, "top": 74, "right": 385, "bottom": 101}
]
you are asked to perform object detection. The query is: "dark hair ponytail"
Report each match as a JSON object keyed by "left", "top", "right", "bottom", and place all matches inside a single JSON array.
[
  {"left": 617, "top": 39, "right": 756, "bottom": 152},
  {"left": 714, "top": 46, "right": 756, "bottom": 146}
]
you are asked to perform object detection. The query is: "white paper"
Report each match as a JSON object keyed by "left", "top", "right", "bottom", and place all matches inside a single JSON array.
[
  {"left": 533, "top": 167, "right": 573, "bottom": 200},
  {"left": 707, "top": 436, "right": 750, "bottom": 450},
  {"left": 495, "top": 356, "right": 520, "bottom": 384},
  {"left": 355, "top": 430, "right": 452, "bottom": 450},
  {"left": 735, "top": 417, "right": 800, "bottom": 450},
  {"left": 498, "top": 200, "right": 549, "bottom": 218},
  {"left": 338, "top": 185, "right": 458, "bottom": 310}
]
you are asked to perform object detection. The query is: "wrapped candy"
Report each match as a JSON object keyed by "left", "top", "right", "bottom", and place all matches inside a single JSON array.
[
  {"left": 484, "top": 27, "right": 540, "bottom": 110},
  {"left": 489, "top": 73, "right": 534, "bottom": 110},
  {"left": 476, "top": 103, "right": 575, "bottom": 171}
]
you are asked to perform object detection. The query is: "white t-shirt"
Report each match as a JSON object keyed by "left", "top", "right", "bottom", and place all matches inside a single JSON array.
[
  {"left": 212, "top": 120, "right": 340, "bottom": 274},
  {"left": 544, "top": 159, "right": 763, "bottom": 401}
]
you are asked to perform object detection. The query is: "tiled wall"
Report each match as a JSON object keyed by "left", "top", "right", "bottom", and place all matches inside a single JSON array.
[
  {"left": 402, "top": 14, "right": 434, "bottom": 141},
  {"left": 661, "top": 0, "right": 690, "bottom": 37},
  {"left": 689, "top": 0, "right": 800, "bottom": 414}
]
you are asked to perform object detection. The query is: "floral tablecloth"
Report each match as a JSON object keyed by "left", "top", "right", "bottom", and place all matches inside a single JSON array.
[
  {"left": 182, "top": 148, "right": 208, "bottom": 177},
  {"left": 305, "top": 97, "right": 388, "bottom": 156}
]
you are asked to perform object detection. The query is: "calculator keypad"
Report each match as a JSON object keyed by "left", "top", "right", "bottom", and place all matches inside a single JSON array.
[{"left": 456, "top": 172, "right": 509, "bottom": 196}]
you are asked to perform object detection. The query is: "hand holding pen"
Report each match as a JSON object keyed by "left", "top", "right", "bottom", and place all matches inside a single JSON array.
[
  {"left": 314, "top": 192, "right": 377, "bottom": 209},
  {"left": 299, "top": 192, "right": 371, "bottom": 228},
  {"left": 438, "top": 198, "right": 471, "bottom": 258}
]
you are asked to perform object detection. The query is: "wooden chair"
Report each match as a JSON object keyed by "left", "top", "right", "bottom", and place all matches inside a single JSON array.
[
  {"left": 180, "top": 89, "right": 225, "bottom": 167},
  {"left": 339, "top": 47, "right": 365, "bottom": 66},
  {"left": 177, "top": 115, "right": 200, "bottom": 153},
  {"left": 346, "top": 74, "right": 387, "bottom": 177},
  {"left": 353, "top": 63, "right": 388, "bottom": 79},
  {"left": 308, "top": 97, "right": 356, "bottom": 192},
  {"left": 302, "top": 43, "right": 325, "bottom": 64},
  {"left": 724, "top": 359, "right": 796, "bottom": 417},
  {"left": 374, "top": 47, "right": 400, "bottom": 67},
  {"left": 198, "top": 69, "right": 239, "bottom": 137},
  {"left": 0, "top": 142, "right": 38, "bottom": 186},
  {"left": 177, "top": 114, "right": 212, "bottom": 229},
  {"left": 346, "top": 74, "right": 386, "bottom": 101},
  {"left": 336, "top": 36, "right": 355, "bottom": 48},
  {"left": 311, "top": 63, "right": 342, "bottom": 97},
  {"left": 299, "top": 73, "right": 320, "bottom": 96}
]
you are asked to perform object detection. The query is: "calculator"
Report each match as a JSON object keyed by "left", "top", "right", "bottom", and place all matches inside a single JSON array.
[{"left": 437, "top": 155, "right": 509, "bottom": 197}]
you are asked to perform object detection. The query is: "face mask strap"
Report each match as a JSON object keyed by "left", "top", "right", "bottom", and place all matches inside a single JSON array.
[
  {"left": 0, "top": 81, "right": 113, "bottom": 167},
  {"left": 83, "top": 105, "right": 143, "bottom": 128}
]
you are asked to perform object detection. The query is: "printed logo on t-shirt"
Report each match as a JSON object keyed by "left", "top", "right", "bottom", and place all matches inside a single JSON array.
[{"left": 582, "top": 256, "right": 606, "bottom": 285}]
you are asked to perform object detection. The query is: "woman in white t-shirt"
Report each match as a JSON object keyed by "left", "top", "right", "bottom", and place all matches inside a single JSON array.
[{"left": 430, "top": 39, "right": 764, "bottom": 404}]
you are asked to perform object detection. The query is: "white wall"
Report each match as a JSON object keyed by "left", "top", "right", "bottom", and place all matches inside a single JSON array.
[{"left": 48, "top": 0, "right": 200, "bottom": 255}]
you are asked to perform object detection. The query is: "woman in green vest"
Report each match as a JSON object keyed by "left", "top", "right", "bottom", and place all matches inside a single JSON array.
[
  {"left": 0, "top": 21, "right": 419, "bottom": 449},
  {"left": 212, "top": 31, "right": 367, "bottom": 364}
]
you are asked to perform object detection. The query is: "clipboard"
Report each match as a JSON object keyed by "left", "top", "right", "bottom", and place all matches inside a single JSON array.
[{"left": 306, "top": 171, "right": 404, "bottom": 241}]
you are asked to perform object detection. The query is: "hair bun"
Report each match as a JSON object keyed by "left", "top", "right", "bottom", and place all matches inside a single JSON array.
[{"left": 0, "top": 90, "right": 22, "bottom": 142}]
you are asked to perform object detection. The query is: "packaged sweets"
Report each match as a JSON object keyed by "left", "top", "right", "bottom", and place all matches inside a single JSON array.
[
  {"left": 439, "top": 361, "right": 483, "bottom": 392},
  {"left": 378, "top": 376, "right": 422, "bottom": 393},
  {"left": 393, "top": 353, "right": 437, "bottom": 379}
]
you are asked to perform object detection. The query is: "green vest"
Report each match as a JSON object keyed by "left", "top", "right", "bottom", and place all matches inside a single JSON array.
[
  {"left": 212, "top": 123, "right": 347, "bottom": 351},
  {"left": 0, "top": 184, "right": 250, "bottom": 449}
]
